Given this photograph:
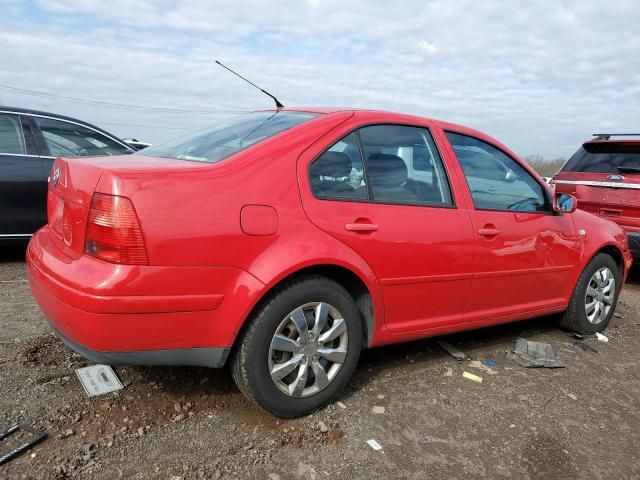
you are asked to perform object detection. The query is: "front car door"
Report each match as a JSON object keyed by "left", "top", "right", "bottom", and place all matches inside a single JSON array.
[
  {"left": 0, "top": 111, "right": 46, "bottom": 238},
  {"left": 441, "top": 130, "right": 579, "bottom": 321},
  {"left": 299, "top": 115, "right": 475, "bottom": 338}
]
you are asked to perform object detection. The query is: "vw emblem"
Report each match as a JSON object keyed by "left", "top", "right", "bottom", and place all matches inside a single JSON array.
[
  {"left": 607, "top": 174, "right": 624, "bottom": 181},
  {"left": 52, "top": 167, "right": 61, "bottom": 186}
]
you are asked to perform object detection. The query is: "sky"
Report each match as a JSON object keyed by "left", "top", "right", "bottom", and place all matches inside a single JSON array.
[{"left": 0, "top": 0, "right": 638, "bottom": 158}]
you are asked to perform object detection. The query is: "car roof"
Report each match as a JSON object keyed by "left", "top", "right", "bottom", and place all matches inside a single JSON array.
[
  {"left": 269, "top": 106, "right": 483, "bottom": 134},
  {"left": 0, "top": 106, "right": 133, "bottom": 147}
]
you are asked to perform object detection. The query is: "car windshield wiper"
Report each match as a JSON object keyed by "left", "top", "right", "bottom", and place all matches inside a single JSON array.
[{"left": 616, "top": 166, "right": 640, "bottom": 173}]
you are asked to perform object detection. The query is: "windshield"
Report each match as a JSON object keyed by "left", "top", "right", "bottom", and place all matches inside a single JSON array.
[
  {"left": 562, "top": 142, "right": 640, "bottom": 173},
  {"left": 141, "top": 111, "right": 320, "bottom": 163}
]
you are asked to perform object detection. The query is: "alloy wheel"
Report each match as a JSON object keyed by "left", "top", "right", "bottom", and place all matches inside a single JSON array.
[
  {"left": 585, "top": 267, "right": 615, "bottom": 325},
  {"left": 268, "top": 302, "right": 349, "bottom": 398}
]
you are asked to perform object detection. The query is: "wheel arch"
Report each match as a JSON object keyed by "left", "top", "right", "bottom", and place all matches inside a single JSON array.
[
  {"left": 590, "top": 243, "right": 625, "bottom": 279},
  {"left": 235, "top": 262, "right": 381, "bottom": 350}
]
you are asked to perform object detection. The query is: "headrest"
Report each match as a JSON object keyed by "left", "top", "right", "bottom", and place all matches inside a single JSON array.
[
  {"left": 310, "top": 151, "right": 353, "bottom": 179},
  {"left": 367, "top": 153, "right": 408, "bottom": 187}
]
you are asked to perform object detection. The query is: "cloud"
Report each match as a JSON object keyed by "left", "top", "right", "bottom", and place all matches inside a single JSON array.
[{"left": 0, "top": 0, "right": 638, "bottom": 157}]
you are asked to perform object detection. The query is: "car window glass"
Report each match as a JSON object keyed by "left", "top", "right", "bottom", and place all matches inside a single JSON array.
[
  {"left": 446, "top": 132, "right": 547, "bottom": 212},
  {"left": 309, "top": 132, "right": 368, "bottom": 200},
  {"left": 562, "top": 143, "right": 640, "bottom": 173},
  {"left": 0, "top": 113, "right": 27, "bottom": 155},
  {"left": 33, "top": 117, "right": 131, "bottom": 157},
  {"left": 142, "top": 111, "right": 319, "bottom": 164},
  {"left": 358, "top": 125, "right": 453, "bottom": 206}
]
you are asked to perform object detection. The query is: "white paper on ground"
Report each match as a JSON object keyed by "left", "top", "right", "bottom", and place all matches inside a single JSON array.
[
  {"left": 75, "top": 364, "right": 123, "bottom": 397},
  {"left": 595, "top": 332, "right": 609, "bottom": 343},
  {"left": 367, "top": 439, "right": 383, "bottom": 451}
]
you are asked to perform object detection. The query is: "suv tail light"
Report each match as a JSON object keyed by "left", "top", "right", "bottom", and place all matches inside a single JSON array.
[{"left": 85, "top": 193, "right": 149, "bottom": 265}]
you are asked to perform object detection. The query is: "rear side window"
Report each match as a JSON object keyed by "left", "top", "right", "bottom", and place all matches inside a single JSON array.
[
  {"left": 142, "top": 111, "right": 319, "bottom": 164},
  {"left": 562, "top": 143, "right": 640, "bottom": 173},
  {"left": 446, "top": 132, "right": 548, "bottom": 213},
  {"left": 358, "top": 125, "right": 453, "bottom": 206},
  {"left": 309, "top": 132, "right": 368, "bottom": 200},
  {"left": 0, "top": 112, "right": 26, "bottom": 155},
  {"left": 33, "top": 117, "right": 131, "bottom": 157}
]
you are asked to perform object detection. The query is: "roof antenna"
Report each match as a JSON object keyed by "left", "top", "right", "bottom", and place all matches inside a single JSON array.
[{"left": 214, "top": 60, "right": 284, "bottom": 109}]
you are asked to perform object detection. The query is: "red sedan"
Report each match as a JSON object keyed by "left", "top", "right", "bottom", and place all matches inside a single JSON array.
[{"left": 27, "top": 108, "right": 631, "bottom": 417}]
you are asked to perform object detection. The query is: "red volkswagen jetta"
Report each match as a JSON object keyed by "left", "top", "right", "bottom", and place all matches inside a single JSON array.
[{"left": 27, "top": 108, "right": 631, "bottom": 417}]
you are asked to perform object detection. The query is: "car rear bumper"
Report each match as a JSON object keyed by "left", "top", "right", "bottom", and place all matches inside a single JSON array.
[{"left": 26, "top": 227, "right": 265, "bottom": 367}]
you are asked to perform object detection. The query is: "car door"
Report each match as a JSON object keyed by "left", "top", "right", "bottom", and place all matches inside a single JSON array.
[
  {"left": 28, "top": 114, "right": 133, "bottom": 176},
  {"left": 0, "top": 111, "right": 47, "bottom": 237},
  {"left": 442, "top": 130, "right": 580, "bottom": 321},
  {"left": 299, "top": 119, "right": 475, "bottom": 335}
]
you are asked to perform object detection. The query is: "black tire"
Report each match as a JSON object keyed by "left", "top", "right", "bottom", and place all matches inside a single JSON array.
[
  {"left": 231, "top": 275, "right": 362, "bottom": 418},
  {"left": 559, "top": 253, "right": 621, "bottom": 334}
]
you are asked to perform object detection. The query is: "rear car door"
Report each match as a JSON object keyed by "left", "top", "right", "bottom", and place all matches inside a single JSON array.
[
  {"left": 0, "top": 111, "right": 46, "bottom": 237},
  {"left": 443, "top": 131, "right": 579, "bottom": 320},
  {"left": 299, "top": 119, "right": 475, "bottom": 334}
]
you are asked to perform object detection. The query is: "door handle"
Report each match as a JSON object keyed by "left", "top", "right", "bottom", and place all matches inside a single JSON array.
[
  {"left": 345, "top": 223, "right": 379, "bottom": 232},
  {"left": 477, "top": 228, "right": 500, "bottom": 237}
]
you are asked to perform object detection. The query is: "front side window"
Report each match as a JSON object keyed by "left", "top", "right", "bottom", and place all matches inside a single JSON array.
[
  {"left": 0, "top": 113, "right": 26, "bottom": 155},
  {"left": 359, "top": 125, "right": 453, "bottom": 206},
  {"left": 446, "top": 132, "right": 547, "bottom": 212},
  {"left": 33, "top": 117, "right": 131, "bottom": 157},
  {"left": 309, "top": 132, "right": 367, "bottom": 200},
  {"left": 142, "top": 111, "right": 319, "bottom": 164}
]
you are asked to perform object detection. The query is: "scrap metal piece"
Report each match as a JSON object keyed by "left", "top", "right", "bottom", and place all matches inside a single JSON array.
[
  {"left": 0, "top": 425, "right": 47, "bottom": 466},
  {"left": 436, "top": 341, "right": 468, "bottom": 361},
  {"left": 507, "top": 338, "right": 565, "bottom": 368}
]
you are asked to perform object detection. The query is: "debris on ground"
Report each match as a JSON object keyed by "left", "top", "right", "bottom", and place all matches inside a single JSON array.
[
  {"left": 468, "top": 360, "right": 497, "bottom": 375},
  {"left": 462, "top": 371, "right": 483, "bottom": 383},
  {"left": 436, "top": 341, "right": 468, "bottom": 361},
  {"left": 0, "top": 425, "right": 47, "bottom": 466},
  {"left": 75, "top": 365, "right": 123, "bottom": 397},
  {"left": 443, "top": 367, "right": 453, "bottom": 377},
  {"left": 566, "top": 393, "right": 578, "bottom": 401},
  {"left": 366, "top": 439, "right": 383, "bottom": 451},
  {"left": 573, "top": 332, "right": 595, "bottom": 340},
  {"left": 596, "top": 332, "right": 609, "bottom": 342},
  {"left": 573, "top": 341, "right": 599, "bottom": 353},
  {"left": 507, "top": 338, "right": 566, "bottom": 368},
  {"left": 417, "top": 435, "right": 450, "bottom": 445},
  {"left": 482, "top": 359, "right": 497, "bottom": 368},
  {"left": 372, "top": 406, "right": 385, "bottom": 414}
]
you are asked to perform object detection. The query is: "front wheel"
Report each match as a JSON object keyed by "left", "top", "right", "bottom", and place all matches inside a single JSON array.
[
  {"left": 559, "top": 253, "right": 621, "bottom": 334},
  {"left": 231, "top": 276, "right": 362, "bottom": 418}
]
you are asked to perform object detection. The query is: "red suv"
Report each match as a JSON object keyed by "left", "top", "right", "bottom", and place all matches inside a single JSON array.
[
  {"left": 553, "top": 134, "right": 640, "bottom": 257},
  {"left": 27, "top": 109, "right": 631, "bottom": 417}
]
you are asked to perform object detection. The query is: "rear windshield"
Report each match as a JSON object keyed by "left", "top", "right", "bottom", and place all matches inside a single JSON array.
[
  {"left": 141, "top": 111, "right": 320, "bottom": 163},
  {"left": 562, "top": 142, "right": 640, "bottom": 173}
]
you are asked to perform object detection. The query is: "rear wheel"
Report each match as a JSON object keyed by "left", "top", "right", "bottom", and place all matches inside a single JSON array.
[
  {"left": 231, "top": 276, "right": 362, "bottom": 418},
  {"left": 559, "top": 253, "right": 621, "bottom": 334}
]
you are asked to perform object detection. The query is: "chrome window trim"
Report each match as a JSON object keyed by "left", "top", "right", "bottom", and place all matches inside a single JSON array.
[
  {"left": 0, "top": 109, "right": 133, "bottom": 151},
  {"left": 0, "top": 233, "right": 33, "bottom": 238},
  {"left": 554, "top": 179, "right": 640, "bottom": 190}
]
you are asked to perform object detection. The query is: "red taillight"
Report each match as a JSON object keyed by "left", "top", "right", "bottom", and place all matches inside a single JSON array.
[{"left": 85, "top": 193, "right": 149, "bottom": 265}]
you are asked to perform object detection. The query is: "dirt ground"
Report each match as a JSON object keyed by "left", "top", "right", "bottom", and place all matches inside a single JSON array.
[{"left": 1, "top": 245, "right": 639, "bottom": 480}]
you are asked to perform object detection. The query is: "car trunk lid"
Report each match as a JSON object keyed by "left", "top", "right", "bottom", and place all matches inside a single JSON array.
[
  {"left": 46, "top": 155, "right": 211, "bottom": 258},
  {"left": 553, "top": 141, "right": 640, "bottom": 230}
]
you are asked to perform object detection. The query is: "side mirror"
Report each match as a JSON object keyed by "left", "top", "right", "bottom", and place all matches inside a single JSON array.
[{"left": 554, "top": 193, "right": 577, "bottom": 213}]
